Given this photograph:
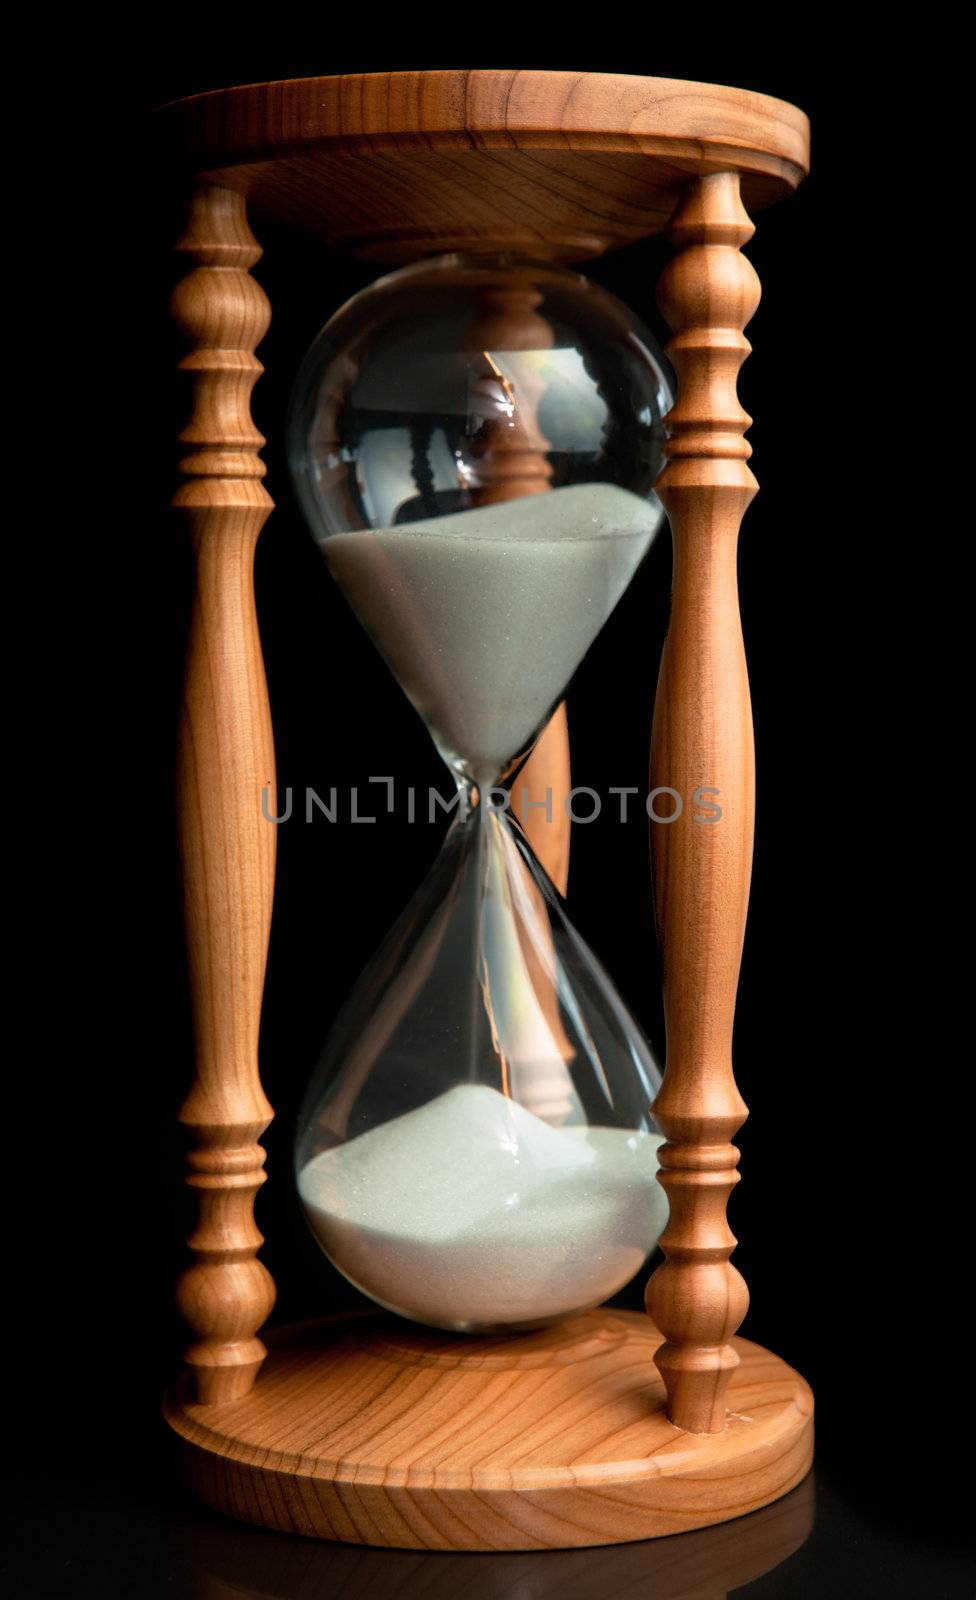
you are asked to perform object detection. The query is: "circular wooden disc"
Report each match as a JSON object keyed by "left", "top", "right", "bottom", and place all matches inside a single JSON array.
[
  {"left": 164, "top": 1309, "right": 813, "bottom": 1551},
  {"left": 159, "top": 70, "right": 810, "bottom": 260},
  {"left": 190, "top": 1468, "right": 816, "bottom": 1597}
]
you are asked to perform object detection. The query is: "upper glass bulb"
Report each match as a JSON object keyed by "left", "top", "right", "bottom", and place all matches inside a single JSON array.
[{"left": 288, "top": 253, "right": 674, "bottom": 785}]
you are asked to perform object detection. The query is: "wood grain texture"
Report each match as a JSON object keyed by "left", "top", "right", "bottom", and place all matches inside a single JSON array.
[
  {"left": 191, "top": 1468, "right": 815, "bottom": 1598},
  {"left": 644, "top": 171, "right": 760, "bottom": 1433},
  {"left": 164, "top": 1309, "right": 813, "bottom": 1551},
  {"left": 157, "top": 71, "right": 810, "bottom": 262},
  {"left": 173, "top": 184, "right": 277, "bottom": 1406}
]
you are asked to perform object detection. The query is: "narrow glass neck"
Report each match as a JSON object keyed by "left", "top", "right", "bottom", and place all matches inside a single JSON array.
[
  {"left": 448, "top": 767, "right": 497, "bottom": 824},
  {"left": 444, "top": 729, "right": 542, "bottom": 818}
]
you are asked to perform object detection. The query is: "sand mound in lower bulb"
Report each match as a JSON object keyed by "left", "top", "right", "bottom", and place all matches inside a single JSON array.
[{"left": 297, "top": 1084, "right": 667, "bottom": 1332}]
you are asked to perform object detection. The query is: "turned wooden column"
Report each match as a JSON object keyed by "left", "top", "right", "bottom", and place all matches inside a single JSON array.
[
  {"left": 172, "top": 183, "right": 277, "bottom": 1405},
  {"left": 515, "top": 702, "right": 571, "bottom": 892},
  {"left": 645, "top": 171, "right": 760, "bottom": 1434},
  {"left": 466, "top": 279, "right": 571, "bottom": 892}
]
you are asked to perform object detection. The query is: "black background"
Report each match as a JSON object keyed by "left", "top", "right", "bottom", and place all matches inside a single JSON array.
[{"left": 9, "top": 20, "right": 964, "bottom": 1598}]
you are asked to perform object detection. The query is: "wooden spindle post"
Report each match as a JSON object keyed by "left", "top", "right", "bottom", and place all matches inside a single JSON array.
[
  {"left": 645, "top": 171, "right": 760, "bottom": 1434},
  {"left": 465, "top": 278, "right": 571, "bottom": 891},
  {"left": 516, "top": 703, "right": 571, "bottom": 894},
  {"left": 172, "top": 183, "right": 277, "bottom": 1406}
]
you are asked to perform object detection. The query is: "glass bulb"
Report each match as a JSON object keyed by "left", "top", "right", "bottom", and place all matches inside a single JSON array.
[{"left": 288, "top": 253, "right": 675, "bottom": 1332}]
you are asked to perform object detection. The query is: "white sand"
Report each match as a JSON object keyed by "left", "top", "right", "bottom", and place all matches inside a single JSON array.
[
  {"left": 298, "top": 1084, "right": 667, "bottom": 1331},
  {"left": 323, "top": 482, "right": 662, "bottom": 778}
]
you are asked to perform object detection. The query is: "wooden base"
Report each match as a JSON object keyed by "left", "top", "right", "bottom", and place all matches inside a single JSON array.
[
  {"left": 164, "top": 1309, "right": 813, "bottom": 1551},
  {"left": 189, "top": 1471, "right": 816, "bottom": 1598}
]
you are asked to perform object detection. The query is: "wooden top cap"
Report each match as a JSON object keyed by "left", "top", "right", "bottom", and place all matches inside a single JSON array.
[{"left": 160, "top": 69, "right": 810, "bottom": 261}]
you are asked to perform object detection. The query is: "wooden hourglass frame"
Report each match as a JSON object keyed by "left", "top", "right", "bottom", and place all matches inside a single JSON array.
[{"left": 161, "top": 69, "right": 812, "bottom": 1551}]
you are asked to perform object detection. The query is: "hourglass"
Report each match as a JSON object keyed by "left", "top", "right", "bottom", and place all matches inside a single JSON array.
[
  {"left": 162, "top": 70, "right": 812, "bottom": 1549},
  {"left": 289, "top": 254, "right": 673, "bottom": 1334}
]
